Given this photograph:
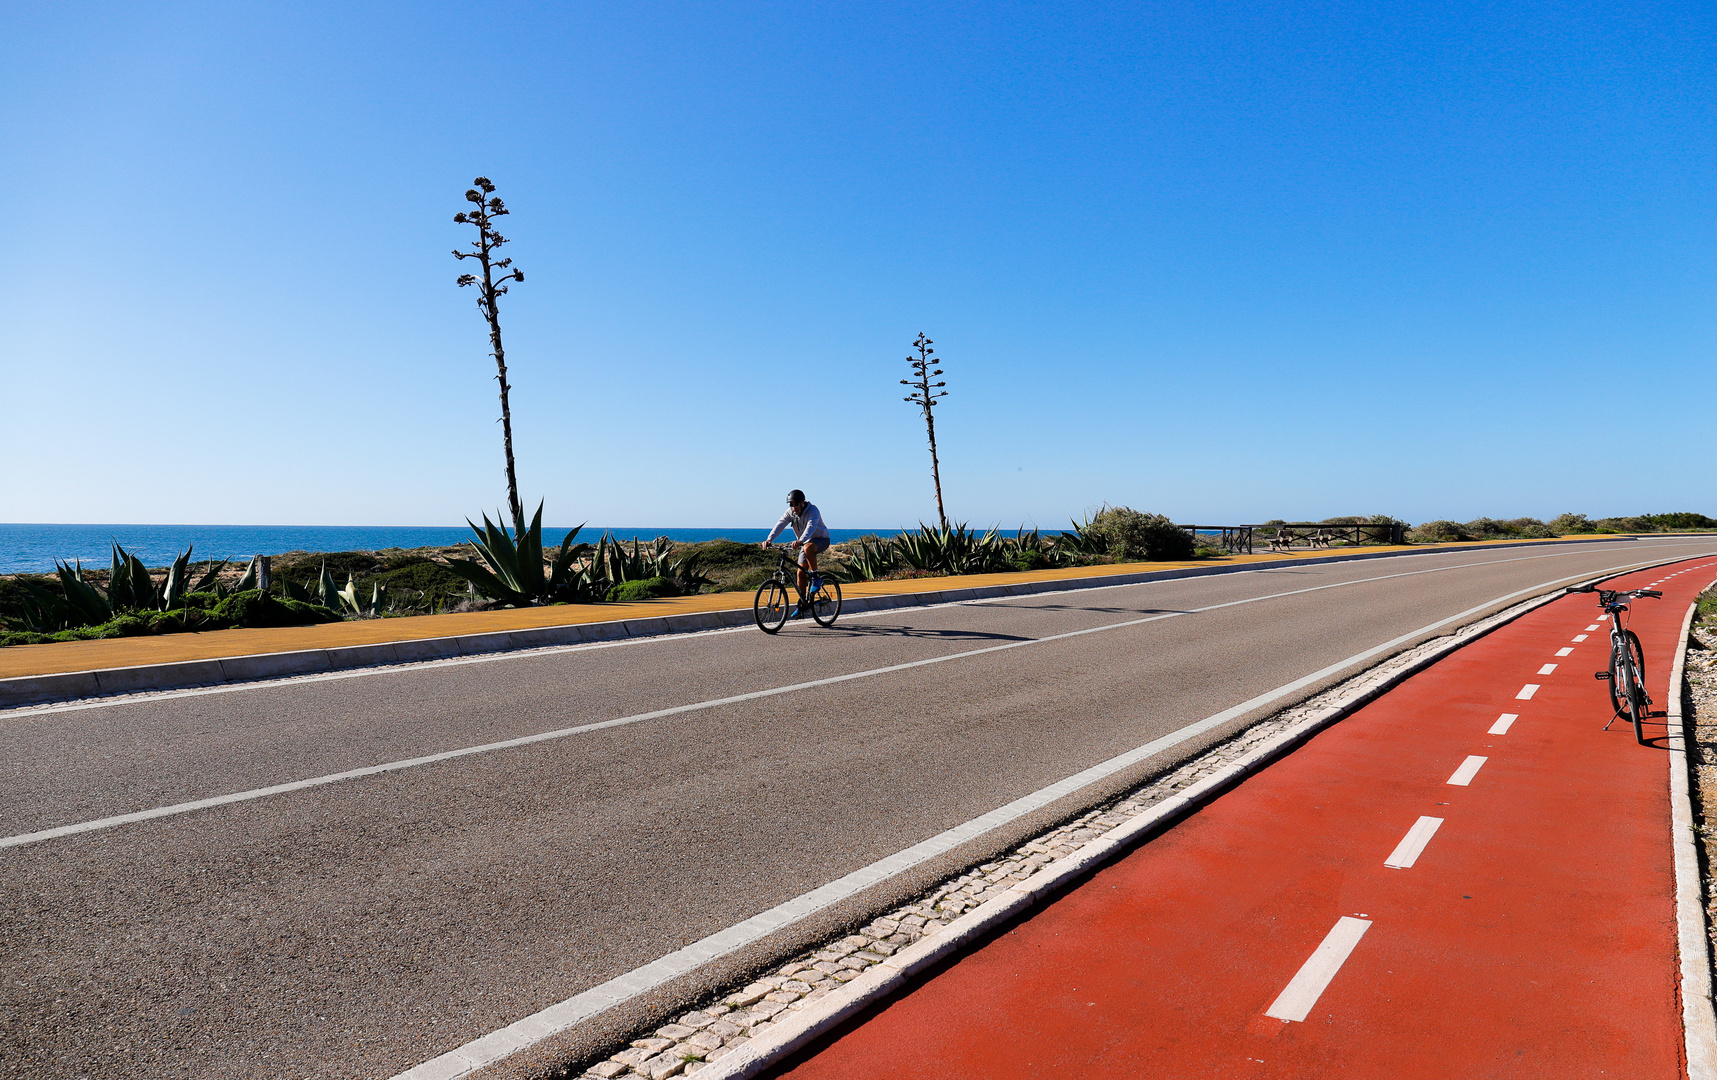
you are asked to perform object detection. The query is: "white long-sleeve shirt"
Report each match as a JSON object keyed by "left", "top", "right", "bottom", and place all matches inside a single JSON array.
[{"left": 765, "top": 503, "right": 830, "bottom": 545}]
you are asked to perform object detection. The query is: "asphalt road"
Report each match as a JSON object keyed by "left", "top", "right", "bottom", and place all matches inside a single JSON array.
[{"left": 3, "top": 537, "right": 1713, "bottom": 1079}]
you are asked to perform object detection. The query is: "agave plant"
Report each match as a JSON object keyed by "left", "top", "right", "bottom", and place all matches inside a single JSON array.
[
  {"left": 835, "top": 535, "right": 899, "bottom": 582},
  {"left": 893, "top": 522, "right": 1012, "bottom": 576},
  {"left": 1, "top": 543, "right": 228, "bottom": 633},
  {"left": 1055, "top": 515, "right": 1111, "bottom": 558},
  {"left": 445, "top": 502, "right": 589, "bottom": 607},
  {"left": 335, "top": 575, "right": 389, "bottom": 617},
  {"left": 107, "top": 544, "right": 226, "bottom": 611},
  {"left": 2, "top": 560, "right": 112, "bottom": 633},
  {"left": 571, "top": 533, "right": 714, "bottom": 599}
]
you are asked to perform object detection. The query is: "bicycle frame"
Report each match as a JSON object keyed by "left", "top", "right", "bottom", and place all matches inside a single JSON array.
[
  {"left": 1570, "top": 584, "right": 1661, "bottom": 744},
  {"left": 769, "top": 550, "right": 824, "bottom": 607}
]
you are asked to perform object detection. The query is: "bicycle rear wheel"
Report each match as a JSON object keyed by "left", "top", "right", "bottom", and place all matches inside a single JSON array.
[
  {"left": 754, "top": 580, "right": 790, "bottom": 634},
  {"left": 809, "top": 575, "right": 843, "bottom": 627}
]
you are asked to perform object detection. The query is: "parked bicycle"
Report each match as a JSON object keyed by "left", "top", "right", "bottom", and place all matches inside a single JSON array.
[
  {"left": 1568, "top": 583, "right": 1662, "bottom": 744},
  {"left": 754, "top": 549, "right": 843, "bottom": 633}
]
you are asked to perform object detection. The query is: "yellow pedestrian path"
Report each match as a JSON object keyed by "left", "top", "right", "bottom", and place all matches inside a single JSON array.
[{"left": 0, "top": 538, "right": 1600, "bottom": 680}]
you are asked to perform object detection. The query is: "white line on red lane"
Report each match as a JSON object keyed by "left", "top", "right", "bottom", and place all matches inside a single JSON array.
[
  {"left": 1264, "top": 917, "right": 1373, "bottom": 1023},
  {"left": 1384, "top": 817, "right": 1444, "bottom": 869},
  {"left": 1574, "top": 634, "right": 1588, "bottom": 641},
  {"left": 1556, "top": 647, "right": 1574, "bottom": 656},
  {"left": 1517, "top": 684, "right": 1540, "bottom": 699},
  {"left": 1489, "top": 713, "right": 1518, "bottom": 734},
  {"left": 1538, "top": 664, "right": 1558, "bottom": 675},
  {"left": 1447, "top": 756, "right": 1488, "bottom": 786}
]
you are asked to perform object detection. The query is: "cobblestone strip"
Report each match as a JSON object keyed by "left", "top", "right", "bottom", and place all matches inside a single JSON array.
[{"left": 557, "top": 591, "right": 1564, "bottom": 1080}]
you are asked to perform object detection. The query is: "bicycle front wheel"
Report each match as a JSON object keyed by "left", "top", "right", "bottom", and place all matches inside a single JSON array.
[
  {"left": 809, "top": 576, "right": 843, "bottom": 627},
  {"left": 1613, "top": 645, "right": 1647, "bottom": 744},
  {"left": 754, "top": 580, "right": 790, "bottom": 634},
  {"left": 1624, "top": 629, "right": 1646, "bottom": 686}
]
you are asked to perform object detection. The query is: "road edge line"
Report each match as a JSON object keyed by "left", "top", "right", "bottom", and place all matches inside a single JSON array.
[
  {"left": 1670, "top": 594, "right": 1717, "bottom": 1080},
  {"left": 683, "top": 583, "right": 1595, "bottom": 1079}
]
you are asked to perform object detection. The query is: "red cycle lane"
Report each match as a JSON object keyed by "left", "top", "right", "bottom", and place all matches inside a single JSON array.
[{"left": 774, "top": 557, "right": 1717, "bottom": 1079}]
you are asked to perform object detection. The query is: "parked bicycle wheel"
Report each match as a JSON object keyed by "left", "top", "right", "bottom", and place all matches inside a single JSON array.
[
  {"left": 1623, "top": 629, "right": 1645, "bottom": 685},
  {"left": 809, "top": 575, "right": 842, "bottom": 627},
  {"left": 1610, "top": 644, "right": 1647, "bottom": 744},
  {"left": 1606, "top": 642, "right": 1627, "bottom": 718},
  {"left": 754, "top": 580, "right": 790, "bottom": 634}
]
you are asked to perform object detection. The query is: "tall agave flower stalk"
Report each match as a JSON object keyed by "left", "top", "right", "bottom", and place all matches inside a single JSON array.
[
  {"left": 453, "top": 176, "right": 528, "bottom": 542},
  {"left": 901, "top": 333, "right": 949, "bottom": 531}
]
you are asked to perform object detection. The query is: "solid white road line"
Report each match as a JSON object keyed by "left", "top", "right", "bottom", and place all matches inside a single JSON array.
[
  {"left": 388, "top": 554, "right": 1717, "bottom": 1080},
  {"left": 1556, "top": 647, "right": 1574, "bottom": 656},
  {"left": 1447, "top": 756, "right": 1488, "bottom": 786},
  {"left": 1489, "top": 713, "right": 1518, "bottom": 734},
  {"left": 1265, "top": 917, "right": 1373, "bottom": 1023},
  {"left": 1538, "top": 663, "right": 1558, "bottom": 675},
  {"left": 1384, "top": 817, "right": 1444, "bottom": 869},
  {"left": 5, "top": 557, "right": 1670, "bottom": 851},
  {"left": 1517, "top": 684, "right": 1540, "bottom": 700}
]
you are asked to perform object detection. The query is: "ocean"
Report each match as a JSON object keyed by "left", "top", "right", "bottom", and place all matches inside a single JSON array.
[{"left": 0, "top": 524, "right": 904, "bottom": 575}]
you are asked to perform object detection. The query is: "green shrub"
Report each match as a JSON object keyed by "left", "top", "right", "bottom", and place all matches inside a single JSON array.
[
  {"left": 1699, "top": 587, "right": 1717, "bottom": 627},
  {"left": 1011, "top": 548, "right": 1050, "bottom": 572},
  {"left": 212, "top": 590, "right": 341, "bottom": 628},
  {"left": 1411, "top": 520, "right": 1471, "bottom": 543},
  {"left": 725, "top": 567, "right": 772, "bottom": 593},
  {"left": 606, "top": 576, "right": 679, "bottom": 602},
  {"left": 1085, "top": 507, "right": 1195, "bottom": 561},
  {"left": 1641, "top": 512, "right": 1717, "bottom": 530}
]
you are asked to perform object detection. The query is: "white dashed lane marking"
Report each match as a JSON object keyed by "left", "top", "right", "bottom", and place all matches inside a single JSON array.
[
  {"left": 1556, "top": 647, "right": 1573, "bottom": 657},
  {"left": 1489, "top": 713, "right": 1518, "bottom": 734},
  {"left": 1573, "top": 634, "right": 1588, "bottom": 642},
  {"left": 1517, "top": 684, "right": 1540, "bottom": 700},
  {"left": 1384, "top": 817, "right": 1444, "bottom": 869},
  {"left": 1265, "top": 917, "right": 1373, "bottom": 1023},
  {"left": 1447, "top": 756, "right": 1488, "bottom": 786},
  {"left": 1538, "top": 664, "right": 1558, "bottom": 675}
]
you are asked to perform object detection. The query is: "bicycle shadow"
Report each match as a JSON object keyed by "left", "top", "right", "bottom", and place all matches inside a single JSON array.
[
  {"left": 1611, "top": 709, "right": 1673, "bottom": 750},
  {"left": 811, "top": 624, "right": 1037, "bottom": 643},
  {"left": 969, "top": 602, "right": 1191, "bottom": 617}
]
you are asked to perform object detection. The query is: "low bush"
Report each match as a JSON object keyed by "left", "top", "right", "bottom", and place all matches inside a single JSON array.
[
  {"left": 606, "top": 577, "right": 679, "bottom": 602},
  {"left": 1410, "top": 520, "right": 1472, "bottom": 542},
  {"left": 213, "top": 590, "right": 342, "bottom": 628},
  {"left": 726, "top": 567, "right": 773, "bottom": 593},
  {"left": 1011, "top": 548, "right": 1051, "bottom": 572},
  {"left": 1699, "top": 587, "right": 1717, "bottom": 628},
  {"left": 1085, "top": 507, "right": 1195, "bottom": 561}
]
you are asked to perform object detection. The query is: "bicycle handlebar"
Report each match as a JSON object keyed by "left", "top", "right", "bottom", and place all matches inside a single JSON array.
[{"left": 1566, "top": 584, "right": 1663, "bottom": 603}]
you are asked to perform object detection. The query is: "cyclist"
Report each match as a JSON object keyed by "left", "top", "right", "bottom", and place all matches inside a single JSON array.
[{"left": 762, "top": 489, "right": 831, "bottom": 617}]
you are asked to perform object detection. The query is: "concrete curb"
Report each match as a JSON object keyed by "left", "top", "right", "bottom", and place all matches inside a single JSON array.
[
  {"left": 1669, "top": 591, "right": 1717, "bottom": 1080},
  {"left": 0, "top": 535, "right": 1673, "bottom": 711},
  {"left": 683, "top": 578, "right": 1601, "bottom": 1079}
]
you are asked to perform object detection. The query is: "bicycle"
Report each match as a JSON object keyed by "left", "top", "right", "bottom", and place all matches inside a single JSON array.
[
  {"left": 1568, "top": 583, "right": 1662, "bottom": 744},
  {"left": 753, "top": 549, "right": 842, "bottom": 633}
]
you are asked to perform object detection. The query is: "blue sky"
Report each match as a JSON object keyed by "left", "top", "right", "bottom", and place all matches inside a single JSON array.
[{"left": 3, "top": 1, "right": 1712, "bottom": 531}]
